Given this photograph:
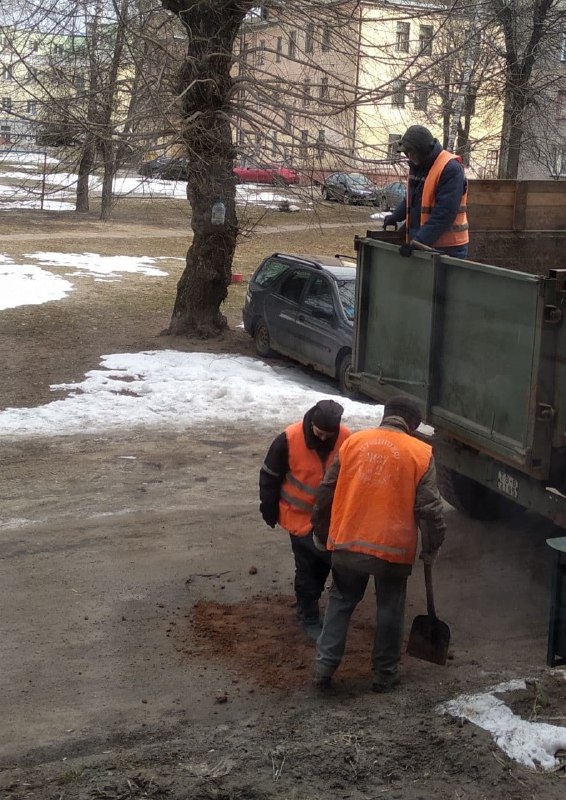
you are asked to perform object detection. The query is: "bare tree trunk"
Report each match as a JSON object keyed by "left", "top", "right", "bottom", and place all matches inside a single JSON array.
[
  {"left": 161, "top": 0, "right": 253, "bottom": 337},
  {"left": 100, "top": 141, "right": 116, "bottom": 221},
  {"left": 76, "top": 138, "right": 95, "bottom": 212}
]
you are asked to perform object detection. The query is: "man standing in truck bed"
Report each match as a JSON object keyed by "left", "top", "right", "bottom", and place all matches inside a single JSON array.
[{"left": 384, "top": 125, "right": 469, "bottom": 259}]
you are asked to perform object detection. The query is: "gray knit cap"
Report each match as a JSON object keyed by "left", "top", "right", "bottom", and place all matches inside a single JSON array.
[{"left": 383, "top": 395, "right": 422, "bottom": 430}]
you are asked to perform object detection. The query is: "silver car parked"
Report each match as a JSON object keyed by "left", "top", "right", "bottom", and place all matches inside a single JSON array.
[{"left": 242, "top": 252, "right": 358, "bottom": 396}]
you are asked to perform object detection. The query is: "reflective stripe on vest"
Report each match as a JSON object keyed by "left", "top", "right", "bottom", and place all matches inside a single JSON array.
[
  {"left": 279, "top": 421, "right": 351, "bottom": 536},
  {"left": 327, "top": 428, "right": 432, "bottom": 564},
  {"left": 420, "top": 150, "right": 469, "bottom": 248}
]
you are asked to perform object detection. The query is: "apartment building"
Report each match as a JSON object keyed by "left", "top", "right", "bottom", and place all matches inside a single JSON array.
[
  {"left": 516, "top": 29, "right": 566, "bottom": 179},
  {"left": 235, "top": 2, "right": 505, "bottom": 177},
  {"left": 0, "top": 26, "right": 86, "bottom": 148}
]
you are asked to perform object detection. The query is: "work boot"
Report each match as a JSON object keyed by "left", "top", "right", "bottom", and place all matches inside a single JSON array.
[
  {"left": 313, "top": 670, "right": 333, "bottom": 692},
  {"left": 297, "top": 599, "right": 320, "bottom": 625},
  {"left": 372, "top": 674, "right": 400, "bottom": 694}
]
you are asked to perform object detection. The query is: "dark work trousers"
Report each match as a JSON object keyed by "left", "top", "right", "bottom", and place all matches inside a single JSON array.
[
  {"left": 315, "top": 564, "right": 408, "bottom": 684},
  {"left": 289, "top": 532, "right": 332, "bottom": 621}
]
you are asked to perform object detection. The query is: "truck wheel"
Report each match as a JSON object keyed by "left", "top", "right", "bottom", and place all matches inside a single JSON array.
[
  {"left": 436, "top": 465, "right": 524, "bottom": 521},
  {"left": 254, "top": 320, "right": 274, "bottom": 357},
  {"left": 338, "top": 353, "right": 358, "bottom": 399}
]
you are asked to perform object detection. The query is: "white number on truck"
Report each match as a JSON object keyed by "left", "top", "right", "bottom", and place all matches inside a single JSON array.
[{"left": 497, "top": 470, "right": 519, "bottom": 499}]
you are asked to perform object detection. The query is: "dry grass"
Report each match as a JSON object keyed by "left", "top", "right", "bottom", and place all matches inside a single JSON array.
[
  {"left": 0, "top": 195, "right": 373, "bottom": 408},
  {"left": 0, "top": 197, "right": 370, "bottom": 321}
]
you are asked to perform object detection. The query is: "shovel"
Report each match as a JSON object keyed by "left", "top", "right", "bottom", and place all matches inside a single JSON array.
[{"left": 406, "top": 562, "right": 450, "bottom": 665}]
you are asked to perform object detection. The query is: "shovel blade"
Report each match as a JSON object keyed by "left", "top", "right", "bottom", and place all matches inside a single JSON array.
[{"left": 406, "top": 613, "right": 450, "bottom": 666}]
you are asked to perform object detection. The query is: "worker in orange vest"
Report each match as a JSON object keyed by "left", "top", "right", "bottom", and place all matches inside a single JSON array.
[
  {"left": 260, "top": 400, "right": 351, "bottom": 638},
  {"left": 383, "top": 125, "right": 469, "bottom": 258},
  {"left": 311, "top": 395, "right": 446, "bottom": 692}
]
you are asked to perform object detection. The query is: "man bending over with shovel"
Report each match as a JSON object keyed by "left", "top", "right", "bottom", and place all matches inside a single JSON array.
[{"left": 311, "top": 395, "right": 446, "bottom": 693}]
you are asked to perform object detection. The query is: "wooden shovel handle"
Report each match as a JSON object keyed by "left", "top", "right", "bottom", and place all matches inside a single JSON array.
[{"left": 424, "top": 562, "right": 437, "bottom": 618}]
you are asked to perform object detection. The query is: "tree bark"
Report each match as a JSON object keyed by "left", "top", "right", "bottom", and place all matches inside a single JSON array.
[
  {"left": 161, "top": 0, "right": 253, "bottom": 337},
  {"left": 76, "top": 138, "right": 95, "bottom": 213}
]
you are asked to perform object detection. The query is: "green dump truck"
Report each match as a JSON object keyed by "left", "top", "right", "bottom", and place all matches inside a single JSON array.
[{"left": 351, "top": 235, "right": 566, "bottom": 526}]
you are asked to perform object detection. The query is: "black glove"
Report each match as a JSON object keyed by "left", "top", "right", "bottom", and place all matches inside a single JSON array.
[
  {"left": 399, "top": 243, "right": 415, "bottom": 258},
  {"left": 383, "top": 215, "right": 396, "bottom": 229},
  {"left": 260, "top": 504, "right": 278, "bottom": 529}
]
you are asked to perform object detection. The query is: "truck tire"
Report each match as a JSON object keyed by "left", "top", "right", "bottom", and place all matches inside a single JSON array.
[
  {"left": 337, "top": 353, "right": 359, "bottom": 399},
  {"left": 436, "top": 465, "right": 524, "bottom": 521}
]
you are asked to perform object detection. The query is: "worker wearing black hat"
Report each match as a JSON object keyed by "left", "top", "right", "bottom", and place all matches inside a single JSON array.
[
  {"left": 311, "top": 395, "right": 446, "bottom": 692},
  {"left": 384, "top": 125, "right": 469, "bottom": 258},
  {"left": 259, "top": 400, "right": 351, "bottom": 637}
]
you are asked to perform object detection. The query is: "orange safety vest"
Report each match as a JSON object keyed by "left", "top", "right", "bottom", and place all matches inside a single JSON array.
[
  {"left": 327, "top": 428, "right": 432, "bottom": 564},
  {"left": 279, "top": 421, "right": 351, "bottom": 536},
  {"left": 406, "top": 150, "right": 469, "bottom": 248}
]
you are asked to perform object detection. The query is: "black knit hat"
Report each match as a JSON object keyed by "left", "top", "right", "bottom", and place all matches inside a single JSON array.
[
  {"left": 311, "top": 399, "right": 344, "bottom": 433},
  {"left": 397, "top": 125, "right": 435, "bottom": 158},
  {"left": 383, "top": 395, "right": 422, "bottom": 430}
]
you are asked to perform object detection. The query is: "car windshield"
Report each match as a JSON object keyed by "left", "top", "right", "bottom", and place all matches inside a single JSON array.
[
  {"left": 348, "top": 174, "right": 372, "bottom": 186},
  {"left": 337, "top": 279, "right": 356, "bottom": 320}
]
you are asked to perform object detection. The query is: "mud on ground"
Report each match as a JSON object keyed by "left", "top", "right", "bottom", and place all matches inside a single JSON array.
[{"left": 1, "top": 209, "right": 566, "bottom": 800}]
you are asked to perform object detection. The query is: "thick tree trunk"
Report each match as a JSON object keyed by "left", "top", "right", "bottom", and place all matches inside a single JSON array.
[
  {"left": 498, "top": 90, "right": 526, "bottom": 179},
  {"left": 161, "top": 0, "right": 253, "bottom": 337}
]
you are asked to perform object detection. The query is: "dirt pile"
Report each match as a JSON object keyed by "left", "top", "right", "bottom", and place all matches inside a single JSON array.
[{"left": 183, "top": 594, "right": 385, "bottom": 691}]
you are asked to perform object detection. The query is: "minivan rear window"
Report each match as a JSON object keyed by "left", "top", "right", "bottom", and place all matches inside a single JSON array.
[{"left": 254, "top": 258, "right": 289, "bottom": 287}]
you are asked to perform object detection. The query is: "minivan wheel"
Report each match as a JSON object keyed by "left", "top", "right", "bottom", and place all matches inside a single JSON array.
[
  {"left": 322, "top": 187, "right": 330, "bottom": 201},
  {"left": 254, "top": 320, "right": 274, "bottom": 357},
  {"left": 338, "top": 353, "right": 358, "bottom": 399}
]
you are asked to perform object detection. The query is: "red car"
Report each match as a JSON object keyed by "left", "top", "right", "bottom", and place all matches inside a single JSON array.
[{"left": 233, "top": 163, "right": 299, "bottom": 186}]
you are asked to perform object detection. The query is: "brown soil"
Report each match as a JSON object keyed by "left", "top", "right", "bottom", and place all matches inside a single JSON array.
[{"left": 1, "top": 205, "right": 566, "bottom": 800}]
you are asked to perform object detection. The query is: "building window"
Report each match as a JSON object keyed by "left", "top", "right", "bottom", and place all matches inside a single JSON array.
[
  {"left": 305, "top": 22, "right": 314, "bottom": 54},
  {"left": 27, "top": 100, "right": 37, "bottom": 115},
  {"left": 255, "top": 132, "right": 262, "bottom": 147},
  {"left": 561, "top": 32, "right": 566, "bottom": 61},
  {"left": 241, "top": 42, "right": 249, "bottom": 63},
  {"left": 257, "top": 40, "right": 265, "bottom": 66},
  {"left": 288, "top": 30, "right": 297, "bottom": 58},
  {"left": 320, "top": 76, "right": 329, "bottom": 99},
  {"left": 2, "top": 97, "right": 11, "bottom": 112},
  {"left": 271, "top": 130, "right": 278, "bottom": 156},
  {"left": 32, "top": 41, "right": 39, "bottom": 52},
  {"left": 396, "top": 22, "right": 410, "bottom": 53},
  {"left": 484, "top": 148, "right": 499, "bottom": 177},
  {"left": 391, "top": 80, "right": 406, "bottom": 107},
  {"left": 300, "top": 129, "right": 308, "bottom": 158},
  {"left": 413, "top": 83, "right": 428, "bottom": 111},
  {"left": 1, "top": 124, "right": 11, "bottom": 139},
  {"left": 322, "top": 24, "right": 331, "bottom": 52},
  {"left": 388, "top": 133, "right": 402, "bottom": 158},
  {"left": 553, "top": 144, "right": 566, "bottom": 176},
  {"left": 302, "top": 78, "right": 311, "bottom": 106},
  {"left": 419, "top": 25, "right": 433, "bottom": 56},
  {"left": 284, "top": 111, "right": 293, "bottom": 134},
  {"left": 3, "top": 65, "right": 13, "bottom": 81},
  {"left": 465, "top": 87, "right": 477, "bottom": 116},
  {"left": 276, "top": 36, "right": 282, "bottom": 62},
  {"left": 557, "top": 90, "right": 566, "bottom": 119},
  {"left": 317, "top": 129, "right": 326, "bottom": 144}
]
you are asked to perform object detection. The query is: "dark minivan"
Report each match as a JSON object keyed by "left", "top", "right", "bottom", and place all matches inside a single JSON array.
[{"left": 242, "top": 252, "right": 357, "bottom": 396}]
